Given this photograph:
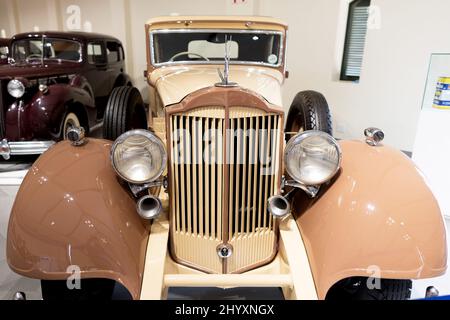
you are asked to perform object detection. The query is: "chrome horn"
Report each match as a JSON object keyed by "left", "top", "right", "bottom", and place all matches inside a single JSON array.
[
  {"left": 136, "top": 194, "right": 162, "bottom": 220},
  {"left": 267, "top": 195, "right": 291, "bottom": 218}
]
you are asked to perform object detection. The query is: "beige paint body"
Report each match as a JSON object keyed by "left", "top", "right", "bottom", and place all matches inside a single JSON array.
[
  {"left": 294, "top": 140, "right": 447, "bottom": 298},
  {"left": 149, "top": 65, "right": 284, "bottom": 107}
]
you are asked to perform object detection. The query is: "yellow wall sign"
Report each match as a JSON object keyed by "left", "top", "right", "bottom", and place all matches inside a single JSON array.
[{"left": 433, "top": 77, "right": 450, "bottom": 109}]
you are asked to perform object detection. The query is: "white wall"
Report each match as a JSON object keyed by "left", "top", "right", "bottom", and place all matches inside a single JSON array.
[
  {"left": 0, "top": 0, "right": 17, "bottom": 36},
  {"left": 1, "top": 0, "right": 449, "bottom": 150}
]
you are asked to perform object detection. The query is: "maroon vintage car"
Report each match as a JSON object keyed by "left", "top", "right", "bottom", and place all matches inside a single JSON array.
[
  {"left": 0, "top": 31, "right": 143, "bottom": 160},
  {"left": 0, "top": 38, "right": 10, "bottom": 64}
]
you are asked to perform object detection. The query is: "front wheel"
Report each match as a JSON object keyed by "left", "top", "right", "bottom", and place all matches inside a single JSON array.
[
  {"left": 103, "top": 86, "right": 148, "bottom": 140},
  {"left": 61, "top": 112, "right": 81, "bottom": 140},
  {"left": 41, "top": 279, "right": 116, "bottom": 301},
  {"left": 326, "top": 277, "right": 412, "bottom": 300}
]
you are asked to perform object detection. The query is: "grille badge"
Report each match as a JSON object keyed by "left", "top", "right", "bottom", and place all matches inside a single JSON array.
[{"left": 217, "top": 243, "right": 233, "bottom": 259}]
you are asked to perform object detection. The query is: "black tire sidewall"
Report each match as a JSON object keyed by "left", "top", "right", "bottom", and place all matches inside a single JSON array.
[
  {"left": 103, "top": 86, "right": 147, "bottom": 140},
  {"left": 285, "top": 90, "right": 333, "bottom": 137},
  {"left": 326, "top": 277, "right": 412, "bottom": 300}
]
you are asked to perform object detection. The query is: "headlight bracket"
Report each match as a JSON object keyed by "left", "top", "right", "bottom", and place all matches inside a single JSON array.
[
  {"left": 128, "top": 176, "right": 168, "bottom": 197},
  {"left": 283, "top": 177, "right": 320, "bottom": 198}
]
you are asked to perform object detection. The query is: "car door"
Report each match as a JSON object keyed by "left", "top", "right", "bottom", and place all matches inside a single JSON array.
[
  {"left": 96, "top": 41, "right": 126, "bottom": 120},
  {"left": 105, "top": 41, "right": 124, "bottom": 88},
  {"left": 84, "top": 40, "right": 110, "bottom": 119}
]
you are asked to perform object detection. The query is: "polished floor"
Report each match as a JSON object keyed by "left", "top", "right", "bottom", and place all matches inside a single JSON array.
[{"left": 0, "top": 163, "right": 449, "bottom": 300}]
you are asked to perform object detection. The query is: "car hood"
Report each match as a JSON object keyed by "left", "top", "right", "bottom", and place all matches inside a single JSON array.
[
  {"left": 0, "top": 62, "right": 81, "bottom": 80},
  {"left": 149, "top": 65, "right": 284, "bottom": 106}
]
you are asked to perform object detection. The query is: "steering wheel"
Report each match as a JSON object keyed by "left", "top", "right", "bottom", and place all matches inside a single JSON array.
[
  {"left": 26, "top": 53, "right": 42, "bottom": 61},
  {"left": 169, "top": 51, "right": 209, "bottom": 62}
]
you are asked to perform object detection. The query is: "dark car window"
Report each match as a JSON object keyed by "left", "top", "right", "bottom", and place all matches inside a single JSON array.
[
  {"left": 87, "top": 42, "right": 106, "bottom": 64},
  {"left": 106, "top": 41, "right": 121, "bottom": 63},
  {"left": 12, "top": 38, "right": 81, "bottom": 62}
]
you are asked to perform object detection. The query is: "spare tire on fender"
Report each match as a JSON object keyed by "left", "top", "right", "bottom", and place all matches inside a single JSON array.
[
  {"left": 285, "top": 90, "right": 333, "bottom": 139},
  {"left": 103, "top": 86, "right": 148, "bottom": 140}
]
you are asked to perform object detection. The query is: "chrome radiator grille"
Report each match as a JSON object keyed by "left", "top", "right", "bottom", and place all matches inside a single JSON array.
[{"left": 169, "top": 106, "right": 282, "bottom": 274}]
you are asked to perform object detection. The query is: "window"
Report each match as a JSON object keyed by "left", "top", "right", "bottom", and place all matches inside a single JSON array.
[
  {"left": 87, "top": 42, "right": 105, "bottom": 64},
  {"left": 151, "top": 30, "right": 282, "bottom": 66},
  {"left": 106, "top": 41, "right": 121, "bottom": 63},
  {"left": 340, "top": 0, "right": 371, "bottom": 81},
  {"left": 11, "top": 38, "right": 81, "bottom": 62},
  {"left": 187, "top": 40, "right": 239, "bottom": 59}
]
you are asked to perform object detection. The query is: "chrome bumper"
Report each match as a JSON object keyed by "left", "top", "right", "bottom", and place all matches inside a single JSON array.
[{"left": 0, "top": 139, "right": 55, "bottom": 160}]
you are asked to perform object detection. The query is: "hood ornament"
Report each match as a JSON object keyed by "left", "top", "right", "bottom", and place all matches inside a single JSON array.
[{"left": 215, "top": 35, "right": 237, "bottom": 88}]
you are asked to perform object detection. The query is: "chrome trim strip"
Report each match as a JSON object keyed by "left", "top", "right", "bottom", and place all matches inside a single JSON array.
[
  {"left": 1, "top": 139, "right": 55, "bottom": 160},
  {"left": 89, "top": 121, "right": 103, "bottom": 132},
  {"left": 149, "top": 29, "right": 284, "bottom": 69}
]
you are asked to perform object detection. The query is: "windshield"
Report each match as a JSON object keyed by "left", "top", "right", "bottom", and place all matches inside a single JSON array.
[
  {"left": 150, "top": 30, "right": 283, "bottom": 67},
  {"left": 11, "top": 38, "right": 82, "bottom": 63}
]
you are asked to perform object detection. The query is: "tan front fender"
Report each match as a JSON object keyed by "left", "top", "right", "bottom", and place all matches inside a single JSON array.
[
  {"left": 294, "top": 140, "right": 447, "bottom": 299},
  {"left": 6, "top": 139, "right": 149, "bottom": 299}
]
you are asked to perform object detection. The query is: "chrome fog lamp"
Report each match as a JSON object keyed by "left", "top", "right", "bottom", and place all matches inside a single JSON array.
[
  {"left": 7, "top": 79, "right": 25, "bottom": 98},
  {"left": 284, "top": 130, "right": 341, "bottom": 186},
  {"left": 111, "top": 129, "right": 166, "bottom": 184}
]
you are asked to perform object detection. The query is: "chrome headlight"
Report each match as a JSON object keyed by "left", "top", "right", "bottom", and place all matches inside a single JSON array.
[
  {"left": 7, "top": 79, "right": 25, "bottom": 98},
  {"left": 284, "top": 130, "right": 341, "bottom": 186},
  {"left": 111, "top": 129, "right": 167, "bottom": 184}
]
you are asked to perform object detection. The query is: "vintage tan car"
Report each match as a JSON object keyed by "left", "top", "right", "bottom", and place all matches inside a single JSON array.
[{"left": 6, "top": 16, "right": 447, "bottom": 300}]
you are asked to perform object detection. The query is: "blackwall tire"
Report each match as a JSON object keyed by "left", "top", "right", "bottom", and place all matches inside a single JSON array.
[
  {"left": 285, "top": 90, "right": 333, "bottom": 139},
  {"left": 326, "top": 277, "right": 412, "bottom": 300},
  {"left": 41, "top": 279, "right": 116, "bottom": 301},
  {"left": 103, "top": 86, "right": 147, "bottom": 140}
]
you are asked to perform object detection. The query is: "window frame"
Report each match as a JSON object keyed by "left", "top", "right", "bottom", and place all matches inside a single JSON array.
[
  {"left": 340, "top": 0, "right": 371, "bottom": 81},
  {"left": 119, "top": 44, "right": 124, "bottom": 61}
]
